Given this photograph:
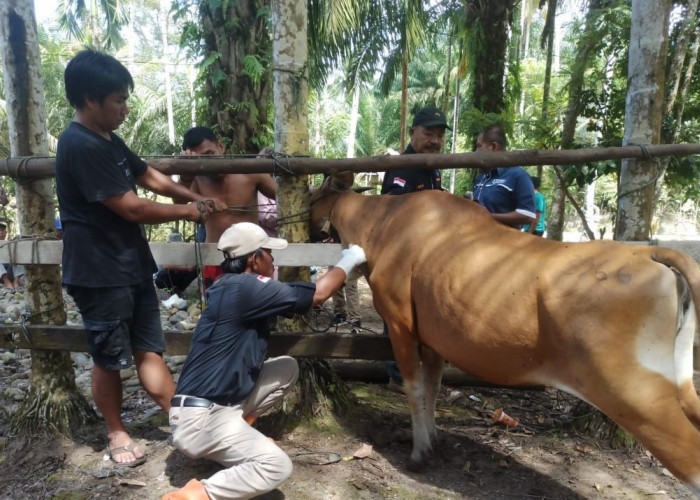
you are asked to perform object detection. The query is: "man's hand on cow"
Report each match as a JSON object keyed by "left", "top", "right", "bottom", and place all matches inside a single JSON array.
[{"left": 334, "top": 244, "right": 367, "bottom": 276}]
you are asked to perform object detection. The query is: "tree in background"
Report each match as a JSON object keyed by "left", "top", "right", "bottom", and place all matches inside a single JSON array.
[
  {"left": 615, "top": 0, "right": 671, "bottom": 240},
  {"left": 0, "top": 0, "right": 96, "bottom": 435},
  {"left": 462, "top": 0, "right": 518, "bottom": 133},
  {"left": 175, "top": 0, "right": 273, "bottom": 153},
  {"left": 57, "top": 0, "right": 130, "bottom": 50}
]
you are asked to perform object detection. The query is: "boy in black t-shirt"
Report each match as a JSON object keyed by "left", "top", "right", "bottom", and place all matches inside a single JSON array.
[{"left": 55, "top": 49, "right": 226, "bottom": 467}]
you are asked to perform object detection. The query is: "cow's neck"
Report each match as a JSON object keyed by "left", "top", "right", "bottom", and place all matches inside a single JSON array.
[{"left": 330, "top": 192, "right": 384, "bottom": 258}]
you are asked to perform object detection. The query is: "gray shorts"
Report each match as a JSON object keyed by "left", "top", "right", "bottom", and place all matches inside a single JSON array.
[{"left": 67, "top": 279, "right": 165, "bottom": 370}]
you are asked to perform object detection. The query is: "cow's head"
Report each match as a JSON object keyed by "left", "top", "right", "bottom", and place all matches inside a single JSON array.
[{"left": 309, "top": 171, "right": 354, "bottom": 242}]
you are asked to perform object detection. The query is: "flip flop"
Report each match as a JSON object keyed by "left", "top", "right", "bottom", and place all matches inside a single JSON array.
[{"left": 107, "top": 440, "right": 147, "bottom": 468}]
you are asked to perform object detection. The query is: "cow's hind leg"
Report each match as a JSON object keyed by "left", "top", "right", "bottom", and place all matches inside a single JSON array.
[
  {"left": 672, "top": 294, "right": 700, "bottom": 432},
  {"left": 579, "top": 372, "right": 700, "bottom": 494},
  {"left": 420, "top": 344, "right": 444, "bottom": 440}
]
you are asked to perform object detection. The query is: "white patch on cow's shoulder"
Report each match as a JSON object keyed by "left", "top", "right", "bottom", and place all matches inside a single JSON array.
[{"left": 634, "top": 269, "right": 677, "bottom": 383}]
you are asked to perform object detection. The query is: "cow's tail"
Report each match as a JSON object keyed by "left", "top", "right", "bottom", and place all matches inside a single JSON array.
[{"left": 650, "top": 246, "right": 700, "bottom": 430}]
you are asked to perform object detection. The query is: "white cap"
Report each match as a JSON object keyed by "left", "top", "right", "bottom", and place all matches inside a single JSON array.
[{"left": 217, "top": 222, "right": 288, "bottom": 258}]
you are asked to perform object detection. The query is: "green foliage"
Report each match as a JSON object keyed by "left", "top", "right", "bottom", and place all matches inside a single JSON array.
[
  {"left": 56, "top": 0, "right": 130, "bottom": 51},
  {"left": 242, "top": 55, "right": 265, "bottom": 85}
]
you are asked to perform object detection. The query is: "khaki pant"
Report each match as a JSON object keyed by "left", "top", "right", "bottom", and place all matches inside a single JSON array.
[
  {"left": 332, "top": 276, "right": 360, "bottom": 323},
  {"left": 169, "top": 356, "right": 299, "bottom": 499}
]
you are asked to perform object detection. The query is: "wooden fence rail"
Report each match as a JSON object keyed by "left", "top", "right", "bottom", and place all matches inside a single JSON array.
[
  {"left": 2, "top": 143, "right": 700, "bottom": 178},
  {"left": 0, "top": 326, "right": 395, "bottom": 359}
]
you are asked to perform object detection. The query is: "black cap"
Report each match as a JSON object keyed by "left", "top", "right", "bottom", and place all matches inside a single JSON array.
[{"left": 411, "top": 106, "right": 451, "bottom": 130}]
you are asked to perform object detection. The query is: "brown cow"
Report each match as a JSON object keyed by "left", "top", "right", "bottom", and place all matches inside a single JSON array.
[{"left": 310, "top": 173, "right": 700, "bottom": 494}]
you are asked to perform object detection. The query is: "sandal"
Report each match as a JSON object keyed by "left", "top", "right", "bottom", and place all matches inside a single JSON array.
[{"left": 107, "top": 440, "right": 147, "bottom": 468}]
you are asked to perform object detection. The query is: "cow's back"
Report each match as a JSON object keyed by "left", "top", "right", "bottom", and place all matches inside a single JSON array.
[{"left": 361, "top": 192, "right": 682, "bottom": 388}]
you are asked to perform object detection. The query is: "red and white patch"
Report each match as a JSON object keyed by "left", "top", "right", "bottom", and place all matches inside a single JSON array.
[
  {"left": 257, "top": 275, "right": 271, "bottom": 283},
  {"left": 393, "top": 177, "right": 407, "bottom": 187}
]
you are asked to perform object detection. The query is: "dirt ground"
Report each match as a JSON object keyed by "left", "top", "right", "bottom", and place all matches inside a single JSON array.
[{"left": 0, "top": 279, "right": 694, "bottom": 499}]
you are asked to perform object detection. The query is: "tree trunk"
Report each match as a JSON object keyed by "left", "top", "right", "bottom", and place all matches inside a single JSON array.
[
  {"left": 346, "top": 84, "right": 360, "bottom": 159},
  {"left": 400, "top": 54, "right": 408, "bottom": 152},
  {"left": 272, "top": 0, "right": 311, "bottom": 330},
  {"left": 161, "top": 0, "right": 175, "bottom": 146},
  {"left": 657, "top": 7, "right": 699, "bottom": 191},
  {"left": 540, "top": 0, "right": 556, "bottom": 124},
  {"left": 272, "top": 0, "right": 350, "bottom": 417},
  {"left": 200, "top": 0, "right": 272, "bottom": 153},
  {"left": 665, "top": 0, "right": 699, "bottom": 116},
  {"left": 614, "top": 0, "right": 670, "bottom": 241},
  {"left": 548, "top": 0, "right": 604, "bottom": 241},
  {"left": 466, "top": 0, "right": 516, "bottom": 115},
  {"left": 0, "top": 0, "right": 96, "bottom": 436}
]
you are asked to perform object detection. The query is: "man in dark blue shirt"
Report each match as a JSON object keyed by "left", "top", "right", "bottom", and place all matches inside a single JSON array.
[
  {"left": 165, "top": 223, "right": 366, "bottom": 500},
  {"left": 472, "top": 125, "right": 536, "bottom": 229},
  {"left": 55, "top": 49, "right": 225, "bottom": 468}
]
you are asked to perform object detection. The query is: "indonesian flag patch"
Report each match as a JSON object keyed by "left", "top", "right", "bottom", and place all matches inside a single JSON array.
[
  {"left": 393, "top": 177, "right": 407, "bottom": 187},
  {"left": 257, "top": 275, "right": 271, "bottom": 283}
]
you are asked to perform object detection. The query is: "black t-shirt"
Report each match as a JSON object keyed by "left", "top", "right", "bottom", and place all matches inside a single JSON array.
[
  {"left": 176, "top": 273, "right": 316, "bottom": 405},
  {"left": 55, "top": 122, "right": 156, "bottom": 286},
  {"left": 380, "top": 144, "right": 442, "bottom": 194}
]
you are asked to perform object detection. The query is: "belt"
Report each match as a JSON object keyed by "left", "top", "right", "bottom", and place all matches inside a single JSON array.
[{"left": 171, "top": 395, "right": 215, "bottom": 408}]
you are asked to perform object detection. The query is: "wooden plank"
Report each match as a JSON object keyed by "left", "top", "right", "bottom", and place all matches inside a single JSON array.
[
  {"left": 0, "top": 325, "right": 395, "bottom": 360},
  {"left": 0, "top": 241, "right": 342, "bottom": 266},
  {"left": 6, "top": 239, "right": 700, "bottom": 266}
]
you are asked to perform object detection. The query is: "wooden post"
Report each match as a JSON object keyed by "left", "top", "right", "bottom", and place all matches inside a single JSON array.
[{"left": 0, "top": 0, "right": 96, "bottom": 434}]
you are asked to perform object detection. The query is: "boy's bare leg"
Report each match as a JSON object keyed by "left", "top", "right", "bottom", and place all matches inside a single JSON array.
[
  {"left": 134, "top": 350, "right": 175, "bottom": 412},
  {"left": 92, "top": 365, "right": 145, "bottom": 464}
]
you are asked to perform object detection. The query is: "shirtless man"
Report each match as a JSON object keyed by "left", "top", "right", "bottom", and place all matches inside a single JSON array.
[{"left": 176, "top": 126, "right": 277, "bottom": 289}]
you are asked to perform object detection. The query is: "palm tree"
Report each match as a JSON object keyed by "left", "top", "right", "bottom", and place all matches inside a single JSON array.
[
  {"left": 56, "top": 0, "right": 130, "bottom": 51},
  {"left": 0, "top": 0, "right": 97, "bottom": 436},
  {"left": 172, "top": 0, "right": 273, "bottom": 153},
  {"left": 461, "top": 0, "right": 518, "bottom": 133},
  {"left": 309, "top": 0, "right": 430, "bottom": 151}
]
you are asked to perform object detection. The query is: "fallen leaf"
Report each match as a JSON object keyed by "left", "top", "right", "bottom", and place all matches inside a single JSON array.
[
  {"left": 498, "top": 459, "right": 508, "bottom": 469},
  {"left": 594, "top": 483, "right": 601, "bottom": 491},
  {"left": 352, "top": 443, "right": 373, "bottom": 459}
]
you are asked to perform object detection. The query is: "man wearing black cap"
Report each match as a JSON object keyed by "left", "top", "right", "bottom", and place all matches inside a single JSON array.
[
  {"left": 380, "top": 105, "right": 449, "bottom": 388},
  {"left": 380, "top": 105, "right": 449, "bottom": 194}
]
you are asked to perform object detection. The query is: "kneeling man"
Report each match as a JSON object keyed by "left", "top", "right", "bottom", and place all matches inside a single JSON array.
[{"left": 163, "top": 223, "right": 366, "bottom": 499}]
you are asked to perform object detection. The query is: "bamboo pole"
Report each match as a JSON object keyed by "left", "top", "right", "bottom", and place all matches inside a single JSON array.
[{"left": 2, "top": 143, "right": 700, "bottom": 178}]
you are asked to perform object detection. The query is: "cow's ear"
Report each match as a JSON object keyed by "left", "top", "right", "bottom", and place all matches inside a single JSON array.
[{"left": 330, "top": 171, "right": 354, "bottom": 192}]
